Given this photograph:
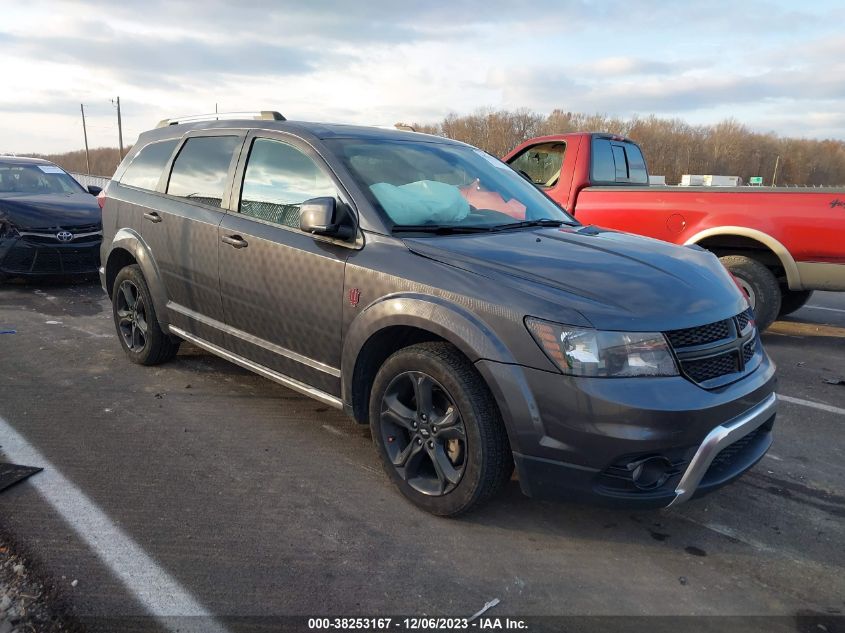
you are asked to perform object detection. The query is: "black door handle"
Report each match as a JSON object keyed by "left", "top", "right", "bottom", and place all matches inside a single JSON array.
[
  {"left": 143, "top": 212, "right": 162, "bottom": 223},
  {"left": 222, "top": 235, "right": 248, "bottom": 249}
]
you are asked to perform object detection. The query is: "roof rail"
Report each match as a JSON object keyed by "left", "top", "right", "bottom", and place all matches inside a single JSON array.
[{"left": 156, "top": 111, "right": 286, "bottom": 128}]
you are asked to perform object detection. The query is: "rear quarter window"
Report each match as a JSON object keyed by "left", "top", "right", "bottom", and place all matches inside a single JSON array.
[
  {"left": 591, "top": 138, "right": 648, "bottom": 185},
  {"left": 120, "top": 139, "right": 179, "bottom": 190}
]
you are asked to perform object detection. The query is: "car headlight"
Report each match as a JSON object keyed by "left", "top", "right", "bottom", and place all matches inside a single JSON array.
[{"left": 525, "top": 317, "right": 679, "bottom": 377}]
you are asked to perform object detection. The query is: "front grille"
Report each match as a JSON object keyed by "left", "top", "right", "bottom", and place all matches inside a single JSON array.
[
  {"left": 683, "top": 351, "right": 740, "bottom": 382},
  {"left": 742, "top": 338, "right": 758, "bottom": 363},
  {"left": 1, "top": 243, "right": 99, "bottom": 274},
  {"left": 701, "top": 422, "right": 772, "bottom": 488},
  {"left": 736, "top": 308, "right": 754, "bottom": 332},
  {"left": 665, "top": 319, "right": 731, "bottom": 348},
  {"left": 19, "top": 223, "right": 102, "bottom": 244},
  {"left": 665, "top": 310, "right": 760, "bottom": 387}
]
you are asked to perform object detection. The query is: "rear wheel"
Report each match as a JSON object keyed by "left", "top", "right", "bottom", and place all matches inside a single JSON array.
[
  {"left": 369, "top": 342, "right": 513, "bottom": 516},
  {"left": 778, "top": 289, "right": 814, "bottom": 317},
  {"left": 112, "top": 265, "right": 180, "bottom": 365},
  {"left": 719, "top": 255, "right": 781, "bottom": 330}
]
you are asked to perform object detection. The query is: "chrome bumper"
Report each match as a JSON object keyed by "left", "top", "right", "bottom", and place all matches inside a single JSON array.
[{"left": 668, "top": 392, "right": 778, "bottom": 506}]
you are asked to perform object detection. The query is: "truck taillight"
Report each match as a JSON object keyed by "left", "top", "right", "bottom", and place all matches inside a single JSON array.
[{"left": 97, "top": 190, "right": 106, "bottom": 210}]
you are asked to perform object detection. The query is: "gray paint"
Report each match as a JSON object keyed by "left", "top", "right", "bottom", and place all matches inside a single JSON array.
[{"left": 100, "top": 118, "right": 777, "bottom": 507}]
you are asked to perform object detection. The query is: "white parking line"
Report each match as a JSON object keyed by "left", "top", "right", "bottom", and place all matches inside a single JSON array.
[
  {"left": 778, "top": 394, "right": 845, "bottom": 416},
  {"left": 0, "top": 415, "right": 232, "bottom": 633},
  {"left": 803, "top": 305, "right": 845, "bottom": 314}
]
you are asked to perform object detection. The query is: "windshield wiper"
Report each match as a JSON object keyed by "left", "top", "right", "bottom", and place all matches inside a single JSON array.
[
  {"left": 488, "top": 219, "right": 567, "bottom": 232},
  {"left": 392, "top": 224, "right": 493, "bottom": 235}
]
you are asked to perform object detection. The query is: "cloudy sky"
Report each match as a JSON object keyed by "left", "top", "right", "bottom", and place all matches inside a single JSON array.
[{"left": 2, "top": 0, "right": 844, "bottom": 154}]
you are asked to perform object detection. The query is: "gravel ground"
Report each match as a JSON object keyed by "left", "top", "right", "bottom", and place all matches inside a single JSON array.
[{"left": 0, "top": 535, "right": 78, "bottom": 633}]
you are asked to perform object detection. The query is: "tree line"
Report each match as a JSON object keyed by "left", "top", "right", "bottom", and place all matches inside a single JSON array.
[
  {"left": 25, "top": 108, "right": 845, "bottom": 186},
  {"left": 27, "top": 147, "right": 131, "bottom": 180},
  {"left": 412, "top": 109, "right": 845, "bottom": 186}
]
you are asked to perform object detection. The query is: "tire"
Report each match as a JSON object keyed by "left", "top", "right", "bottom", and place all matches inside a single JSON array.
[
  {"left": 369, "top": 342, "right": 513, "bottom": 517},
  {"left": 111, "top": 264, "right": 180, "bottom": 365},
  {"left": 778, "top": 289, "right": 814, "bottom": 317},
  {"left": 719, "top": 255, "right": 781, "bottom": 331}
]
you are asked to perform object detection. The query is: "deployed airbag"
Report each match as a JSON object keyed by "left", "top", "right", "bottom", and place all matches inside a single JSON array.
[{"left": 370, "top": 180, "right": 470, "bottom": 225}]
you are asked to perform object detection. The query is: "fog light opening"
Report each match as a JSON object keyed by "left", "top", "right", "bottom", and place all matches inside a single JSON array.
[{"left": 629, "top": 456, "right": 674, "bottom": 490}]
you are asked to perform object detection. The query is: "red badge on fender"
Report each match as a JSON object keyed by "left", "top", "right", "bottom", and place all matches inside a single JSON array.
[{"left": 349, "top": 288, "right": 361, "bottom": 307}]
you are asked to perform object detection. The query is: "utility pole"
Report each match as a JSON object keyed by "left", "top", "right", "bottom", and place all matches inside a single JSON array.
[
  {"left": 111, "top": 96, "right": 124, "bottom": 159},
  {"left": 80, "top": 103, "right": 91, "bottom": 175},
  {"left": 772, "top": 155, "right": 781, "bottom": 187}
]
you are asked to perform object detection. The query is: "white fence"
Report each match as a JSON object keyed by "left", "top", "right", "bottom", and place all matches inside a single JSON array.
[{"left": 70, "top": 172, "right": 111, "bottom": 190}]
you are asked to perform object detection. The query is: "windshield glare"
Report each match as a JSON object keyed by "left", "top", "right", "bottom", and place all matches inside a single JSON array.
[
  {"left": 0, "top": 164, "right": 84, "bottom": 196},
  {"left": 328, "top": 139, "right": 574, "bottom": 229}
]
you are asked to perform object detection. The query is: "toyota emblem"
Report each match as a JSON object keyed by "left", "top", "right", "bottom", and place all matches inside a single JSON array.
[{"left": 56, "top": 231, "right": 73, "bottom": 242}]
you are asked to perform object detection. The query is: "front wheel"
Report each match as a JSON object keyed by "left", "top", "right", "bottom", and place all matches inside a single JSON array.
[
  {"left": 369, "top": 342, "right": 513, "bottom": 516},
  {"left": 778, "top": 289, "right": 814, "bottom": 317},
  {"left": 719, "top": 255, "right": 781, "bottom": 331},
  {"left": 112, "top": 264, "right": 180, "bottom": 365}
]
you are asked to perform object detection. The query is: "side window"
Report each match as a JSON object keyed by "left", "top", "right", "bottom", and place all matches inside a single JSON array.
[
  {"left": 239, "top": 138, "right": 337, "bottom": 228},
  {"left": 167, "top": 136, "right": 240, "bottom": 207},
  {"left": 120, "top": 139, "right": 178, "bottom": 190},
  {"left": 508, "top": 142, "right": 566, "bottom": 188},
  {"left": 591, "top": 139, "right": 616, "bottom": 182},
  {"left": 624, "top": 144, "right": 648, "bottom": 184}
]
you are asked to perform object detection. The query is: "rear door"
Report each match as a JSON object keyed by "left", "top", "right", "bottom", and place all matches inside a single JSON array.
[
  {"left": 142, "top": 131, "right": 246, "bottom": 345},
  {"left": 218, "top": 131, "right": 355, "bottom": 396}
]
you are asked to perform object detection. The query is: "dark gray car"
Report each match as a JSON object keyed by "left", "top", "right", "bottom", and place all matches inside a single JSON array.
[{"left": 99, "top": 112, "right": 777, "bottom": 516}]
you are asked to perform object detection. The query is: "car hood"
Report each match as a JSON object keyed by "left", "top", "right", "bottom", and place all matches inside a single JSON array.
[
  {"left": 0, "top": 192, "right": 101, "bottom": 229},
  {"left": 404, "top": 225, "right": 748, "bottom": 331}
]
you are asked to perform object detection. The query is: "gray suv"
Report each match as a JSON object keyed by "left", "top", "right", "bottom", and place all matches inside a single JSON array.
[{"left": 100, "top": 112, "right": 777, "bottom": 516}]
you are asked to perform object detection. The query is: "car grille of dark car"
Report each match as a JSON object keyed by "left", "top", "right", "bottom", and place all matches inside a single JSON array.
[
  {"left": 1, "top": 243, "right": 100, "bottom": 274},
  {"left": 18, "top": 223, "right": 102, "bottom": 244},
  {"left": 700, "top": 419, "right": 773, "bottom": 489},
  {"left": 664, "top": 308, "right": 760, "bottom": 388},
  {"left": 665, "top": 319, "right": 731, "bottom": 348}
]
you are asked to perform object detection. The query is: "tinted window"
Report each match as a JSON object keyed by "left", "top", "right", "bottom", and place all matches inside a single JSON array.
[
  {"left": 239, "top": 138, "right": 336, "bottom": 228},
  {"left": 121, "top": 139, "right": 178, "bottom": 190},
  {"left": 612, "top": 145, "right": 628, "bottom": 179},
  {"left": 167, "top": 136, "right": 240, "bottom": 207},
  {"left": 625, "top": 144, "right": 648, "bottom": 184},
  {"left": 508, "top": 142, "right": 565, "bottom": 188},
  {"left": 591, "top": 139, "right": 616, "bottom": 182}
]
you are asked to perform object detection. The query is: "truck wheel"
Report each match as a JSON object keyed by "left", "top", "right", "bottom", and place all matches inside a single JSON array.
[
  {"left": 112, "top": 264, "right": 180, "bottom": 365},
  {"left": 369, "top": 342, "right": 513, "bottom": 517},
  {"left": 719, "top": 255, "right": 781, "bottom": 330},
  {"left": 779, "top": 289, "right": 814, "bottom": 317}
]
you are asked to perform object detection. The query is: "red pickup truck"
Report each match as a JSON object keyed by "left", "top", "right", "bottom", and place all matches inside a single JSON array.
[{"left": 503, "top": 133, "right": 845, "bottom": 329}]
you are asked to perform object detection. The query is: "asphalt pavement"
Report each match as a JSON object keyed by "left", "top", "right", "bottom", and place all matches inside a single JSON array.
[{"left": 0, "top": 280, "right": 843, "bottom": 632}]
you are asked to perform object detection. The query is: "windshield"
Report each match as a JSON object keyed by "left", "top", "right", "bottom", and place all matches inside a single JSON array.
[
  {"left": 0, "top": 164, "right": 85, "bottom": 196},
  {"left": 326, "top": 138, "right": 575, "bottom": 231}
]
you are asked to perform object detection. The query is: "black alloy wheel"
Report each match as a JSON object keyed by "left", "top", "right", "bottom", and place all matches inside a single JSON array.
[
  {"left": 115, "top": 279, "right": 149, "bottom": 352},
  {"left": 379, "top": 371, "right": 467, "bottom": 496},
  {"left": 111, "top": 264, "right": 180, "bottom": 365}
]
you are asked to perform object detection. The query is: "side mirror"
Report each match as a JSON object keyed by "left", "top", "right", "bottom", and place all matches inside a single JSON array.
[
  {"left": 87, "top": 185, "right": 103, "bottom": 196},
  {"left": 299, "top": 197, "right": 352, "bottom": 239}
]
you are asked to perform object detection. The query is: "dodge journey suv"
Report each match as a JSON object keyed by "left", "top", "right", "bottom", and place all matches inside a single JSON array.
[{"left": 100, "top": 111, "right": 777, "bottom": 516}]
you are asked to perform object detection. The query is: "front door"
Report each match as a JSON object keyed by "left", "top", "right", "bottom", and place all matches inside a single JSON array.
[{"left": 218, "top": 133, "right": 353, "bottom": 396}]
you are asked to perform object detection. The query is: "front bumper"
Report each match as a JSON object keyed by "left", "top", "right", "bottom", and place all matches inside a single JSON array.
[
  {"left": 0, "top": 235, "right": 101, "bottom": 277},
  {"left": 476, "top": 352, "right": 777, "bottom": 508}
]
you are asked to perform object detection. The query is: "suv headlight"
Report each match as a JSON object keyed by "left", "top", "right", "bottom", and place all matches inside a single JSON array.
[{"left": 525, "top": 317, "right": 679, "bottom": 377}]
